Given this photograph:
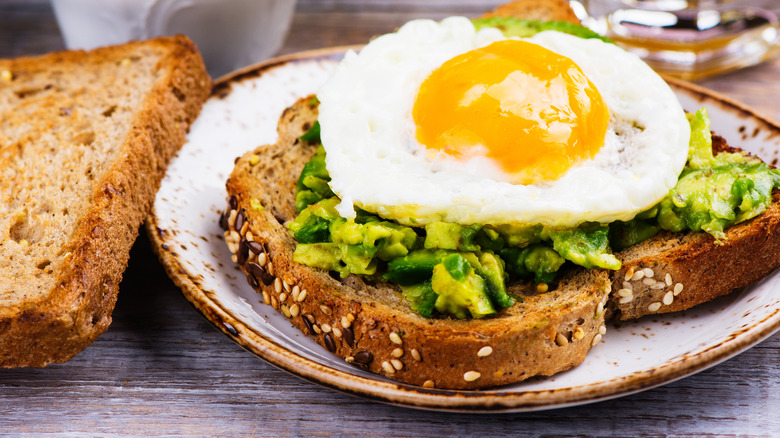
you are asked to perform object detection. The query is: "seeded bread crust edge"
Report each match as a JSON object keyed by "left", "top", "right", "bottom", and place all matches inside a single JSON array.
[
  {"left": 222, "top": 97, "right": 611, "bottom": 390},
  {"left": 0, "top": 36, "right": 210, "bottom": 367}
]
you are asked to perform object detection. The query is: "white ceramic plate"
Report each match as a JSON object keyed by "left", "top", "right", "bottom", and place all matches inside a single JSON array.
[{"left": 148, "top": 47, "right": 780, "bottom": 412}]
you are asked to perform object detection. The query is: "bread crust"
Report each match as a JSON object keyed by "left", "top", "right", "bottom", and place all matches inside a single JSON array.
[
  {"left": 0, "top": 37, "right": 210, "bottom": 367},
  {"left": 224, "top": 97, "right": 610, "bottom": 389},
  {"left": 481, "top": 0, "right": 581, "bottom": 24}
]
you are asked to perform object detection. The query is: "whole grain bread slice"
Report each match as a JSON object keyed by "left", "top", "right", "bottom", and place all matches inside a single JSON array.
[
  {"left": 607, "top": 137, "right": 780, "bottom": 320},
  {"left": 0, "top": 36, "right": 210, "bottom": 367},
  {"left": 224, "top": 97, "right": 611, "bottom": 390}
]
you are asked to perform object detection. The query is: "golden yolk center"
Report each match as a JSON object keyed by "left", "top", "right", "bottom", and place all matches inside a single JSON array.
[{"left": 412, "top": 40, "right": 609, "bottom": 185}]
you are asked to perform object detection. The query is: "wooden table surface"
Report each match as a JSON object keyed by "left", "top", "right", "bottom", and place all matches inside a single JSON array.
[{"left": 3, "top": 0, "right": 780, "bottom": 435}]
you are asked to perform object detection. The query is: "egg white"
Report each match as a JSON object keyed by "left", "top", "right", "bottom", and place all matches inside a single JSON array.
[{"left": 317, "top": 17, "right": 690, "bottom": 228}]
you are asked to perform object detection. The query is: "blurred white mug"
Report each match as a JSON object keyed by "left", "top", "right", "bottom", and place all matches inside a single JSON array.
[{"left": 51, "top": 0, "right": 298, "bottom": 78}]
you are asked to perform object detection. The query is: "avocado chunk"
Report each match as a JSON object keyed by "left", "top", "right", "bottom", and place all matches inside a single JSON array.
[
  {"left": 501, "top": 244, "right": 565, "bottom": 284},
  {"left": 548, "top": 225, "right": 621, "bottom": 270},
  {"left": 654, "top": 108, "right": 780, "bottom": 240},
  {"left": 431, "top": 254, "right": 496, "bottom": 319},
  {"left": 293, "top": 242, "right": 378, "bottom": 277},
  {"left": 609, "top": 218, "right": 661, "bottom": 252},
  {"left": 295, "top": 145, "right": 333, "bottom": 212},
  {"left": 288, "top": 197, "right": 341, "bottom": 243},
  {"left": 330, "top": 217, "right": 419, "bottom": 261},
  {"left": 384, "top": 249, "right": 449, "bottom": 285},
  {"left": 400, "top": 281, "right": 438, "bottom": 318},
  {"left": 424, "top": 222, "right": 481, "bottom": 251},
  {"left": 471, "top": 17, "right": 613, "bottom": 43},
  {"left": 473, "top": 251, "right": 515, "bottom": 309}
]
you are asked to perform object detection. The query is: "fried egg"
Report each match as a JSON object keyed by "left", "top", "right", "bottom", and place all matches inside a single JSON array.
[{"left": 317, "top": 17, "right": 690, "bottom": 228}]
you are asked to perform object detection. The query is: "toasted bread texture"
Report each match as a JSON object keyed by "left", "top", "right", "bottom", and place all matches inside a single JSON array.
[
  {"left": 0, "top": 36, "right": 210, "bottom": 367},
  {"left": 481, "top": 0, "right": 581, "bottom": 24},
  {"left": 608, "top": 138, "right": 780, "bottom": 320},
  {"left": 224, "top": 97, "right": 611, "bottom": 389}
]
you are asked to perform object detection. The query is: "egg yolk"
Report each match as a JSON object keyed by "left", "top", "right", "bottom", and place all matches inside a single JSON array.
[{"left": 413, "top": 39, "right": 609, "bottom": 185}]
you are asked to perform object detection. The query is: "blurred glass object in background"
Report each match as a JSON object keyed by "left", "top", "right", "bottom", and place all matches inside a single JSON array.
[
  {"left": 575, "top": 0, "right": 780, "bottom": 80},
  {"left": 51, "top": 0, "right": 297, "bottom": 78}
]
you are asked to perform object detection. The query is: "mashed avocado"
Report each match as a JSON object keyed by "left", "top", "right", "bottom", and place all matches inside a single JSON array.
[{"left": 289, "top": 107, "right": 780, "bottom": 319}]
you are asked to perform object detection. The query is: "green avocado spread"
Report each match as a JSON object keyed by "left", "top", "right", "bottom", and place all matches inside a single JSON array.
[{"left": 285, "top": 22, "right": 780, "bottom": 320}]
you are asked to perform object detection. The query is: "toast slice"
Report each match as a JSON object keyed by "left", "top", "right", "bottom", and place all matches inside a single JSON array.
[
  {"left": 224, "top": 97, "right": 611, "bottom": 389},
  {"left": 607, "top": 137, "right": 780, "bottom": 320},
  {"left": 0, "top": 36, "right": 210, "bottom": 367},
  {"left": 481, "top": 0, "right": 581, "bottom": 24}
]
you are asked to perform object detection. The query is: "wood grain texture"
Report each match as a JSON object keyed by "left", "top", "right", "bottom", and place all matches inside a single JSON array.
[{"left": 2, "top": 0, "right": 780, "bottom": 435}]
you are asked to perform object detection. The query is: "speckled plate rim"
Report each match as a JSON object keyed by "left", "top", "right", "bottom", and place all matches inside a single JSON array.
[{"left": 147, "top": 46, "right": 780, "bottom": 413}]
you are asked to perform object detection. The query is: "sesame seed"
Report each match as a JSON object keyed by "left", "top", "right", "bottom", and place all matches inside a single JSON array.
[
  {"left": 617, "top": 288, "right": 633, "bottom": 298},
  {"left": 381, "top": 361, "right": 396, "bottom": 374},
  {"left": 320, "top": 305, "right": 332, "bottom": 315},
  {"left": 281, "top": 305, "right": 291, "bottom": 318},
  {"left": 592, "top": 333, "right": 602, "bottom": 346},
  {"left": 273, "top": 278, "right": 282, "bottom": 294},
  {"left": 341, "top": 316, "right": 351, "bottom": 329},
  {"left": 1, "top": 70, "right": 12, "bottom": 81},
  {"left": 624, "top": 268, "right": 635, "bottom": 282},
  {"left": 573, "top": 327, "right": 585, "bottom": 340},
  {"left": 258, "top": 252, "right": 267, "bottom": 267},
  {"left": 245, "top": 231, "right": 253, "bottom": 241},
  {"left": 313, "top": 324, "right": 322, "bottom": 334},
  {"left": 391, "top": 359, "right": 403, "bottom": 371},
  {"left": 536, "top": 283, "right": 548, "bottom": 293},
  {"left": 596, "top": 301, "right": 605, "bottom": 317},
  {"left": 555, "top": 333, "right": 568, "bottom": 346},
  {"left": 345, "top": 356, "right": 355, "bottom": 364},
  {"left": 631, "top": 270, "right": 645, "bottom": 281},
  {"left": 663, "top": 291, "right": 674, "bottom": 305},
  {"left": 282, "top": 280, "right": 290, "bottom": 292},
  {"left": 665, "top": 273, "right": 672, "bottom": 286},
  {"left": 230, "top": 255, "right": 238, "bottom": 263},
  {"left": 271, "top": 296, "right": 279, "bottom": 310},
  {"left": 332, "top": 327, "right": 343, "bottom": 338},
  {"left": 643, "top": 278, "right": 657, "bottom": 286},
  {"left": 119, "top": 57, "right": 132, "bottom": 67},
  {"left": 674, "top": 283, "right": 684, "bottom": 296},
  {"left": 622, "top": 281, "right": 633, "bottom": 291},
  {"left": 619, "top": 295, "right": 634, "bottom": 304},
  {"left": 392, "top": 348, "right": 404, "bottom": 358},
  {"left": 290, "top": 304, "right": 300, "bottom": 317},
  {"left": 249, "top": 154, "right": 260, "bottom": 165},
  {"left": 291, "top": 285, "right": 300, "bottom": 301},
  {"left": 648, "top": 302, "right": 662, "bottom": 312},
  {"left": 651, "top": 283, "right": 666, "bottom": 289},
  {"left": 599, "top": 325, "right": 607, "bottom": 335},
  {"left": 411, "top": 349, "right": 421, "bottom": 361},
  {"left": 643, "top": 268, "right": 654, "bottom": 278},
  {"left": 228, "top": 210, "right": 237, "bottom": 228},
  {"left": 306, "top": 314, "right": 315, "bottom": 323},
  {"left": 389, "top": 332, "right": 403, "bottom": 345},
  {"left": 279, "top": 292, "right": 287, "bottom": 303},
  {"left": 321, "top": 324, "right": 332, "bottom": 333},
  {"left": 262, "top": 291, "right": 270, "bottom": 305},
  {"left": 347, "top": 313, "right": 355, "bottom": 322},
  {"left": 477, "top": 346, "right": 493, "bottom": 357},
  {"left": 297, "top": 289, "right": 308, "bottom": 302},
  {"left": 266, "top": 261, "right": 274, "bottom": 276},
  {"left": 464, "top": 371, "right": 481, "bottom": 382},
  {"left": 422, "top": 380, "right": 435, "bottom": 389}
]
